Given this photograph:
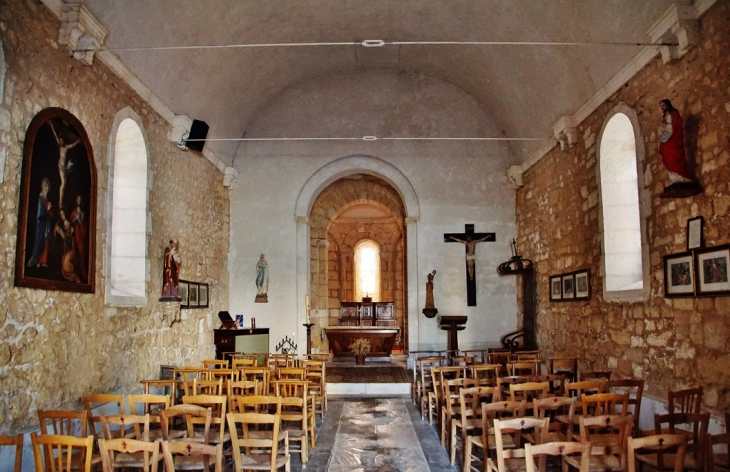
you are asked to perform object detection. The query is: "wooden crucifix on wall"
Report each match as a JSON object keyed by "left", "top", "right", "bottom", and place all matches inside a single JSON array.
[{"left": 444, "top": 224, "right": 495, "bottom": 306}]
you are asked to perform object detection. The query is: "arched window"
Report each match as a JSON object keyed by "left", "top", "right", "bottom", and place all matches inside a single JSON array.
[
  {"left": 355, "top": 240, "right": 381, "bottom": 301},
  {"left": 107, "top": 113, "right": 149, "bottom": 305},
  {"left": 598, "top": 108, "right": 647, "bottom": 299}
]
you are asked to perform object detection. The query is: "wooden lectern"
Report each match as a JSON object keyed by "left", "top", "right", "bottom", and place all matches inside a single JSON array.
[{"left": 439, "top": 315, "right": 467, "bottom": 351}]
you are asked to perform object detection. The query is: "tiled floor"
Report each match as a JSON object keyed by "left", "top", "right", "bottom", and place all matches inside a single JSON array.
[{"left": 275, "top": 396, "right": 457, "bottom": 472}]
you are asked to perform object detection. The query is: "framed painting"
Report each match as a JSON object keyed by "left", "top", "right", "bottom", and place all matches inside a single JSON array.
[
  {"left": 686, "top": 216, "right": 704, "bottom": 251},
  {"left": 198, "top": 283, "right": 209, "bottom": 308},
  {"left": 549, "top": 275, "right": 562, "bottom": 301},
  {"left": 188, "top": 282, "right": 199, "bottom": 308},
  {"left": 574, "top": 269, "right": 591, "bottom": 300},
  {"left": 664, "top": 252, "right": 695, "bottom": 297},
  {"left": 15, "top": 108, "right": 96, "bottom": 293},
  {"left": 562, "top": 273, "right": 575, "bottom": 300},
  {"left": 178, "top": 280, "right": 190, "bottom": 308},
  {"left": 694, "top": 245, "right": 730, "bottom": 296}
]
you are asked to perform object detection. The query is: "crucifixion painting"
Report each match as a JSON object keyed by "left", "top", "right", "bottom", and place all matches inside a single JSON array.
[{"left": 444, "top": 224, "right": 495, "bottom": 306}]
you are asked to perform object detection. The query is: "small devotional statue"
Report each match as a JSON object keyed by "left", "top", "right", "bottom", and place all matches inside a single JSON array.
[
  {"left": 255, "top": 253, "right": 269, "bottom": 303},
  {"left": 422, "top": 270, "right": 438, "bottom": 318},
  {"left": 658, "top": 99, "right": 702, "bottom": 198},
  {"left": 161, "top": 239, "right": 181, "bottom": 300}
]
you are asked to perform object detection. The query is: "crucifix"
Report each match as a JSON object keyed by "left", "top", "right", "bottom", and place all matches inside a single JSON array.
[{"left": 444, "top": 224, "right": 495, "bottom": 306}]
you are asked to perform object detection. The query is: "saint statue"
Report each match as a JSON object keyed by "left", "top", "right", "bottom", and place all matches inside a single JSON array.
[
  {"left": 161, "top": 239, "right": 181, "bottom": 299},
  {"left": 658, "top": 99, "right": 693, "bottom": 184},
  {"left": 255, "top": 254, "right": 269, "bottom": 303},
  {"left": 425, "top": 270, "right": 437, "bottom": 309}
]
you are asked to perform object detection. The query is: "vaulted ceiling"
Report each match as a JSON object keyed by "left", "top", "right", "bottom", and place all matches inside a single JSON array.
[{"left": 82, "top": 0, "right": 679, "bottom": 166}]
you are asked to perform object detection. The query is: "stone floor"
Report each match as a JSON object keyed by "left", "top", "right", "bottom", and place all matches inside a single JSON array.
[{"left": 228, "top": 396, "right": 457, "bottom": 472}]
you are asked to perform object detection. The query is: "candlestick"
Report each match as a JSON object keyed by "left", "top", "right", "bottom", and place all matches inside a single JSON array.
[{"left": 305, "top": 294, "right": 311, "bottom": 324}]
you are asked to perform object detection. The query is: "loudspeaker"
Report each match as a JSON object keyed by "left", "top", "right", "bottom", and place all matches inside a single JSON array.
[{"left": 185, "top": 119, "right": 209, "bottom": 152}]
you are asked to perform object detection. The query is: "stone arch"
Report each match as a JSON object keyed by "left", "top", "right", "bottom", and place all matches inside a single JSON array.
[{"left": 294, "top": 155, "right": 420, "bottom": 353}]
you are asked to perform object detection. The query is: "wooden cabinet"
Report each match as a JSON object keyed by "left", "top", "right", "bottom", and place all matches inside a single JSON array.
[
  {"left": 338, "top": 302, "right": 393, "bottom": 326},
  {"left": 213, "top": 328, "right": 270, "bottom": 359}
]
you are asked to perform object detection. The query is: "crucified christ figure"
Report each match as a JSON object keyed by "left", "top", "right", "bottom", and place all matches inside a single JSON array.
[
  {"left": 50, "top": 121, "right": 80, "bottom": 208},
  {"left": 449, "top": 234, "right": 492, "bottom": 281}
]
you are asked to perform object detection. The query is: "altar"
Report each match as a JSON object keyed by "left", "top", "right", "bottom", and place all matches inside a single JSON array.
[{"left": 324, "top": 326, "right": 400, "bottom": 359}]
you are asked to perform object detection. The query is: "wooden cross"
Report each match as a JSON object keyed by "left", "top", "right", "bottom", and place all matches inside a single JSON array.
[{"left": 444, "top": 224, "right": 495, "bottom": 306}]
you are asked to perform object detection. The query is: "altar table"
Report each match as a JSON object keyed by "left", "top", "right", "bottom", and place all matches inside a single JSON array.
[{"left": 324, "top": 326, "right": 400, "bottom": 358}]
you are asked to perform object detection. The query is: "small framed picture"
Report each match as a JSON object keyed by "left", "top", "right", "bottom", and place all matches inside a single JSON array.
[
  {"left": 694, "top": 245, "right": 730, "bottom": 296},
  {"left": 687, "top": 216, "right": 704, "bottom": 251},
  {"left": 562, "top": 274, "right": 575, "bottom": 300},
  {"left": 549, "top": 275, "right": 562, "bottom": 301},
  {"left": 664, "top": 252, "right": 695, "bottom": 297},
  {"left": 198, "top": 283, "right": 209, "bottom": 308},
  {"left": 179, "top": 280, "right": 189, "bottom": 308},
  {"left": 188, "top": 282, "right": 199, "bottom": 308},
  {"left": 574, "top": 270, "right": 591, "bottom": 300}
]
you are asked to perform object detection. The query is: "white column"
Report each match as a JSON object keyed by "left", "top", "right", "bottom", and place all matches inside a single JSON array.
[
  {"left": 295, "top": 216, "right": 310, "bottom": 353},
  {"left": 405, "top": 217, "right": 419, "bottom": 352}
]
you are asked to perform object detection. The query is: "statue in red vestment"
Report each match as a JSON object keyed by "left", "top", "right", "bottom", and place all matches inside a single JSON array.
[{"left": 659, "top": 99, "right": 693, "bottom": 183}]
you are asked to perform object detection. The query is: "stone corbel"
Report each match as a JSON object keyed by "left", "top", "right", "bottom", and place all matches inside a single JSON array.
[
  {"left": 160, "top": 300, "right": 182, "bottom": 327},
  {"left": 58, "top": 3, "right": 108, "bottom": 65},
  {"left": 169, "top": 115, "right": 193, "bottom": 149},
  {"left": 552, "top": 116, "right": 578, "bottom": 151},
  {"left": 648, "top": 3, "right": 700, "bottom": 63},
  {"left": 223, "top": 166, "right": 240, "bottom": 189},
  {"left": 507, "top": 166, "right": 524, "bottom": 189}
]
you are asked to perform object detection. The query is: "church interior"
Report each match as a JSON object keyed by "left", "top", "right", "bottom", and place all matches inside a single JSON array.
[{"left": 0, "top": 0, "right": 729, "bottom": 470}]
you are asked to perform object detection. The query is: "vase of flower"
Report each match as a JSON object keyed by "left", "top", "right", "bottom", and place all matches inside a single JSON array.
[{"left": 349, "top": 338, "right": 371, "bottom": 366}]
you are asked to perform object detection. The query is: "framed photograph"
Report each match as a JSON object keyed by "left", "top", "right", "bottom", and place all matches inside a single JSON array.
[
  {"left": 549, "top": 275, "right": 563, "bottom": 301},
  {"left": 574, "top": 270, "right": 591, "bottom": 300},
  {"left": 562, "top": 273, "right": 575, "bottom": 300},
  {"left": 687, "top": 216, "right": 704, "bottom": 251},
  {"left": 178, "top": 280, "right": 190, "bottom": 308},
  {"left": 198, "top": 283, "right": 209, "bottom": 308},
  {"left": 664, "top": 252, "right": 695, "bottom": 297},
  {"left": 14, "top": 108, "right": 97, "bottom": 293},
  {"left": 695, "top": 245, "right": 730, "bottom": 296},
  {"left": 188, "top": 282, "right": 199, "bottom": 308}
]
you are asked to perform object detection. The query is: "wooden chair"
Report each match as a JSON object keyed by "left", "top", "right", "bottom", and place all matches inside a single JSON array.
[
  {"left": 668, "top": 386, "right": 703, "bottom": 414},
  {"left": 525, "top": 441, "right": 591, "bottom": 472},
  {"left": 441, "top": 377, "right": 477, "bottom": 451},
  {"left": 507, "top": 361, "right": 539, "bottom": 377},
  {"left": 159, "top": 404, "right": 212, "bottom": 443},
  {"left": 489, "top": 417, "right": 550, "bottom": 472},
  {"left": 512, "top": 351, "right": 541, "bottom": 361},
  {"left": 488, "top": 351, "right": 512, "bottom": 376},
  {"left": 453, "top": 355, "right": 477, "bottom": 367},
  {"left": 278, "top": 387, "right": 311, "bottom": 468},
  {"left": 31, "top": 433, "right": 95, "bottom": 472},
  {"left": 228, "top": 379, "right": 260, "bottom": 413},
  {"left": 452, "top": 385, "right": 501, "bottom": 465},
  {"left": 533, "top": 396, "right": 576, "bottom": 442},
  {"left": 192, "top": 378, "right": 223, "bottom": 396},
  {"left": 100, "top": 414, "right": 152, "bottom": 470},
  {"left": 241, "top": 367, "right": 271, "bottom": 396},
  {"left": 272, "top": 380, "right": 316, "bottom": 450},
  {"left": 267, "top": 354, "right": 291, "bottom": 369},
  {"left": 127, "top": 393, "right": 171, "bottom": 440},
  {"left": 569, "top": 414, "right": 633, "bottom": 472},
  {"left": 81, "top": 394, "right": 125, "bottom": 440},
  {"left": 303, "top": 359, "right": 327, "bottom": 418},
  {"left": 418, "top": 359, "right": 442, "bottom": 420},
  {"left": 161, "top": 440, "right": 223, "bottom": 472},
  {"left": 536, "top": 374, "right": 567, "bottom": 396},
  {"left": 98, "top": 437, "right": 160, "bottom": 472},
  {"left": 38, "top": 409, "right": 101, "bottom": 470},
  {"left": 580, "top": 371, "right": 612, "bottom": 381},
  {"left": 628, "top": 434, "right": 686, "bottom": 472},
  {"left": 509, "top": 382, "right": 549, "bottom": 407},
  {"left": 202, "top": 359, "right": 229, "bottom": 369},
  {"left": 607, "top": 379, "right": 644, "bottom": 436},
  {"left": 464, "top": 400, "right": 527, "bottom": 472},
  {"left": 580, "top": 393, "right": 629, "bottom": 417},
  {"left": 564, "top": 380, "right": 605, "bottom": 417},
  {"left": 548, "top": 357, "right": 578, "bottom": 383},
  {"left": 232, "top": 358, "right": 257, "bottom": 370},
  {"left": 182, "top": 394, "right": 230, "bottom": 448},
  {"left": 140, "top": 379, "right": 178, "bottom": 405},
  {"left": 707, "top": 413, "right": 730, "bottom": 472},
  {"left": 276, "top": 367, "right": 305, "bottom": 380},
  {"left": 226, "top": 412, "right": 291, "bottom": 471},
  {"left": 471, "top": 364, "right": 501, "bottom": 386},
  {"left": 0, "top": 434, "right": 24, "bottom": 472},
  {"left": 652, "top": 412, "right": 709, "bottom": 472}
]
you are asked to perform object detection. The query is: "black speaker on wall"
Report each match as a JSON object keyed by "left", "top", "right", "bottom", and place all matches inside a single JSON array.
[{"left": 185, "top": 119, "right": 209, "bottom": 152}]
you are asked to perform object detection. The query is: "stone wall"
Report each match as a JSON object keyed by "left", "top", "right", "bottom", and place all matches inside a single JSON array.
[
  {"left": 516, "top": 1, "right": 730, "bottom": 416},
  {"left": 0, "top": 1, "right": 229, "bottom": 433}
]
